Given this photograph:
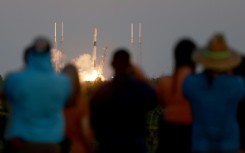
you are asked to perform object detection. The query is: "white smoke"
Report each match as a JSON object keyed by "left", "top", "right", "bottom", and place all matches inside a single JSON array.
[
  {"left": 51, "top": 49, "right": 65, "bottom": 72},
  {"left": 72, "top": 54, "right": 104, "bottom": 82},
  {"left": 72, "top": 54, "right": 93, "bottom": 71},
  {"left": 52, "top": 49, "right": 105, "bottom": 82}
]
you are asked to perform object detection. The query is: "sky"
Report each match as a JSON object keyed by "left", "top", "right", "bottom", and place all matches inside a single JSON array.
[{"left": 1, "top": 0, "right": 245, "bottom": 79}]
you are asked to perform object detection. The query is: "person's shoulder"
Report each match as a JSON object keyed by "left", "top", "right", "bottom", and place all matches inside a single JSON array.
[
  {"left": 183, "top": 73, "right": 202, "bottom": 84},
  {"left": 130, "top": 77, "right": 156, "bottom": 95},
  {"left": 220, "top": 74, "right": 244, "bottom": 84},
  {"left": 4, "top": 71, "right": 23, "bottom": 83},
  {"left": 51, "top": 73, "right": 72, "bottom": 89},
  {"left": 230, "top": 75, "right": 245, "bottom": 81},
  {"left": 228, "top": 75, "right": 245, "bottom": 88},
  {"left": 2, "top": 71, "right": 24, "bottom": 95},
  {"left": 158, "top": 75, "right": 173, "bottom": 86},
  {"left": 223, "top": 75, "right": 245, "bottom": 99},
  {"left": 158, "top": 75, "right": 172, "bottom": 84},
  {"left": 93, "top": 81, "right": 112, "bottom": 95},
  {"left": 130, "top": 76, "right": 150, "bottom": 87},
  {"left": 182, "top": 73, "right": 203, "bottom": 92},
  {"left": 54, "top": 73, "right": 70, "bottom": 82}
]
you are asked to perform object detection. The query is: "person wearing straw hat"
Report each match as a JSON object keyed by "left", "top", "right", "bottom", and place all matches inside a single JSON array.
[{"left": 183, "top": 33, "right": 245, "bottom": 153}]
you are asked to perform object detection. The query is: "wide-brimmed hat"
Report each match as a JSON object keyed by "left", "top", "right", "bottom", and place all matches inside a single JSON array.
[{"left": 193, "top": 33, "right": 242, "bottom": 71}]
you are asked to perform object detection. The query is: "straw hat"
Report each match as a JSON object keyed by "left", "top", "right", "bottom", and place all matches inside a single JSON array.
[{"left": 193, "top": 33, "right": 242, "bottom": 71}]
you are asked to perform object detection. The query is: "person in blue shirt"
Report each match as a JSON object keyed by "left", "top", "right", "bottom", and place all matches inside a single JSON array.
[
  {"left": 2, "top": 37, "right": 72, "bottom": 153},
  {"left": 183, "top": 33, "right": 245, "bottom": 153}
]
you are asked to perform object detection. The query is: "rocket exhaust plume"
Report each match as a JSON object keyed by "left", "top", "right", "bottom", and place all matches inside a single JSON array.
[
  {"left": 73, "top": 54, "right": 105, "bottom": 82},
  {"left": 51, "top": 24, "right": 105, "bottom": 82},
  {"left": 92, "top": 28, "right": 97, "bottom": 68}
]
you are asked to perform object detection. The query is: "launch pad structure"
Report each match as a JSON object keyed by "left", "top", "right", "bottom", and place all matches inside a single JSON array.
[
  {"left": 51, "top": 22, "right": 143, "bottom": 80},
  {"left": 52, "top": 21, "right": 64, "bottom": 72},
  {"left": 131, "top": 23, "right": 142, "bottom": 67},
  {"left": 52, "top": 22, "right": 108, "bottom": 80}
]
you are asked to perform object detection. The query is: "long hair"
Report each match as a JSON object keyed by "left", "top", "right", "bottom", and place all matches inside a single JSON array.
[
  {"left": 204, "top": 70, "right": 231, "bottom": 88},
  {"left": 203, "top": 69, "right": 215, "bottom": 87},
  {"left": 61, "top": 63, "right": 81, "bottom": 107},
  {"left": 174, "top": 38, "right": 196, "bottom": 73},
  {"left": 172, "top": 38, "right": 196, "bottom": 93}
]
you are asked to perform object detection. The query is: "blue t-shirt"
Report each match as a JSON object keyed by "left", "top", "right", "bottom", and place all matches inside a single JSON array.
[
  {"left": 3, "top": 51, "right": 72, "bottom": 143},
  {"left": 183, "top": 72, "right": 245, "bottom": 152}
]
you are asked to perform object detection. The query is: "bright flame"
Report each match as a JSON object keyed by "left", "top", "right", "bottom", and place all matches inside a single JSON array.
[
  {"left": 52, "top": 50, "right": 105, "bottom": 82},
  {"left": 77, "top": 67, "right": 105, "bottom": 82},
  {"left": 83, "top": 70, "right": 99, "bottom": 81},
  {"left": 72, "top": 54, "right": 105, "bottom": 82}
]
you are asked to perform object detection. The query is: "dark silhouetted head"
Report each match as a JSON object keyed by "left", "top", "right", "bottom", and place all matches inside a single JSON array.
[
  {"left": 26, "top": 36, "right": 51, "bottom": 54},
  {"left": 174, "top": 38, "right": 196, "bottom": 72},
  {"left": 23, "top": 37, "right": 51, "bottom": 65},
  {"left": 111, "top": 48, "right": 131, "bottom": 75}
]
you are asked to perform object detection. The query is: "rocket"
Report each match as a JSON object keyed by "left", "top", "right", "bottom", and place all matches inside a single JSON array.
[{"left": 92, "top": 28, "right": 97, "bottom": 68}]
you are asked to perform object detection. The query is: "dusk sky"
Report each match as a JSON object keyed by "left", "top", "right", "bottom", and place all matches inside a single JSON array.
[{"left": 1, "top": 0, "right": 245, "bottom": 79}]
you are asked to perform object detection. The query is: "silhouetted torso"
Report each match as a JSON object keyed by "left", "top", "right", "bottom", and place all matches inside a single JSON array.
[{"left": 90, "top": 74, "right": 157, "bottom": 153}]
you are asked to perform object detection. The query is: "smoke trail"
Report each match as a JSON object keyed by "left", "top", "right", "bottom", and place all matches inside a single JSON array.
[{"left": 51, "top": 48, "right": 65, "bottom": 72}]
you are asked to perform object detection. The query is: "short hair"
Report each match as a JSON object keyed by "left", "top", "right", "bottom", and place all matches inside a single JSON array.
[
  {"left": 111, "top": 48, "right": 131, "bottom": 70},
  {"left": 29, "top": 37, "right": 51, "bottom": 53}
]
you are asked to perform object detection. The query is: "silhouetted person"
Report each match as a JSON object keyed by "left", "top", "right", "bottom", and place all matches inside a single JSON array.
[
  {"left": 61, "top": 64, "right": 94, "bottom": 153},
  {"left": 183, "top": 33, "right": 245, "bottom": 153},
  {"left": 0, "top": 74, "right": 7, "bottom": 143},
  {"left": 157, "top": 38, "right": 197, "bottom": 153},
  {"left": 90, "top": 48, "right": 157, "bottom": 153},
  {"left": 2, "top": 37, "right": 72, "bottom": 153},
  {"left": 233, "top": 56, "right": 245, "bottom": 152}
]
